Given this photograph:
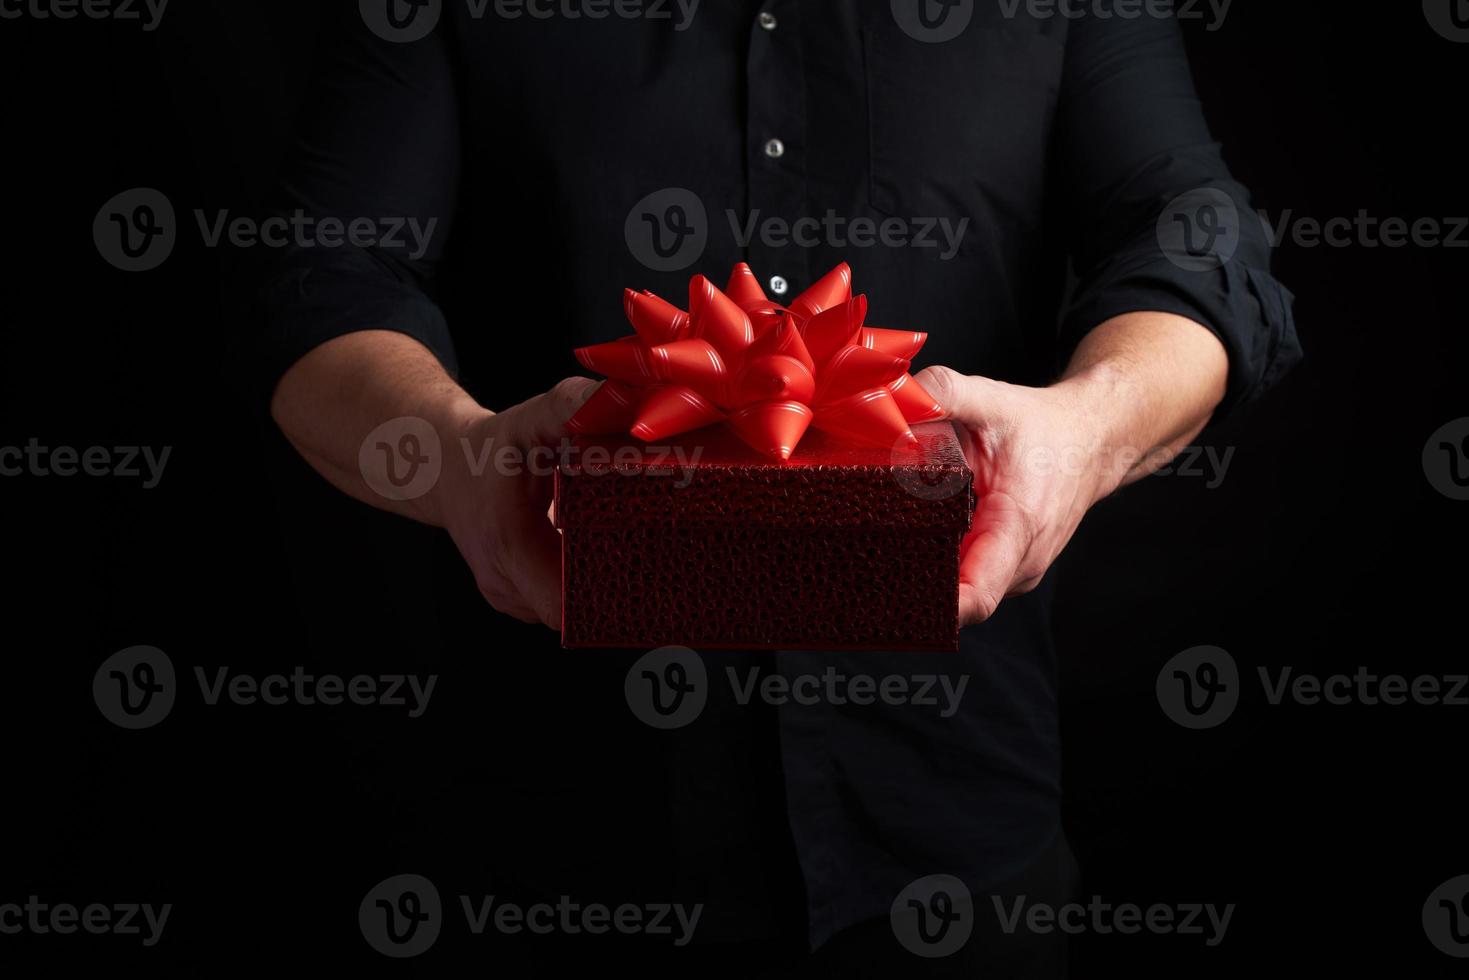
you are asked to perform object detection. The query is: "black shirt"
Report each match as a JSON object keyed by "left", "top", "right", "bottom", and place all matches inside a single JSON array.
[{"left": 258, "top": 0, "right": 1300, "bottom": 951}]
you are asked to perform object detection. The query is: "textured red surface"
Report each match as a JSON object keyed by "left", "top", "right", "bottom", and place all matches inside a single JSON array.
[{"left": 555, "top": 421, "right": 973, "bottom": 650}]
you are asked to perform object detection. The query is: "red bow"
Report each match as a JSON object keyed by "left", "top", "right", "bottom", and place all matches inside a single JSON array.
[{"left": 566, "top": 263, "right": 945, "bottom": 460}]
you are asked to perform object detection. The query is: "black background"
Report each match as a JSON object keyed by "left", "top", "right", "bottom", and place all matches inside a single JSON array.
[{"left": 4, "top": 1, "right": 1466, "bottom": 972}]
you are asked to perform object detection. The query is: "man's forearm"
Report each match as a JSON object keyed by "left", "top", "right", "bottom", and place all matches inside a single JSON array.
[
  {"left": 269, "top": 330, "right": 486, "bottom": 527},
  {"left": 1055, "top": 312, "right": 1230, "bottom": 497}
]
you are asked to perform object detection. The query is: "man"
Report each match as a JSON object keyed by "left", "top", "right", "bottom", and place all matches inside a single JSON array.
[{"left": 259, "top": 1, "right": 1299, "bottom": 972}]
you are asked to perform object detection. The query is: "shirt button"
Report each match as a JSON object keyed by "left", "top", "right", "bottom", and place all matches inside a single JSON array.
[
  {"left": 758, "top": 11, "right": 777, "bottom": 30},
  {"left": 764, "top": 138, "right": 785, "bottom": 159},
  {"left": 769, "top": 275, "right": 789, "bottom": 296}
]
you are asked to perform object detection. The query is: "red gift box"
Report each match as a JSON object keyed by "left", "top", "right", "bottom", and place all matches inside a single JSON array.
[
  {"left": 554, "top": 421, "right": 973, "bottom": 651},
  {"left": 555, "top": 262, "right": 974, "bottom": 650}
]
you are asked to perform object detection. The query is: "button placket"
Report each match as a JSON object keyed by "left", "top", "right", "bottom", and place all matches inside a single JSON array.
[{"left": 744, "top": 1, "right": 809, "bottom": 300}]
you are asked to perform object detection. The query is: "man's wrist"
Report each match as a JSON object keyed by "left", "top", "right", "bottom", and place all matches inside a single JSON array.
[
  {"left": 421, "top": 398, "right": 492, "bottom": 524},
  {"left": 1050, "top": 360, "right": 1140, "bottom": 504}
]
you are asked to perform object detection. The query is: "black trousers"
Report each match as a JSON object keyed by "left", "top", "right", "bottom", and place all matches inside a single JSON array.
[
  {"left": 499, "top": 831, "right": 1080, "bottom": 978},
  {"left": 768, "top": 831, "right": 1078, "bottom": 978}
]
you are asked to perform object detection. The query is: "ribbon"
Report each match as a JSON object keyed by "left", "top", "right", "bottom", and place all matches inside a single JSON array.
[{"left": 567, "top": 263, "right": 945, "bottom": 461}]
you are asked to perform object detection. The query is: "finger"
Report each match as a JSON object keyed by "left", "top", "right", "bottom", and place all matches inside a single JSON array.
[
  {"left": 503, "top": 506, "right": 565, "bottom": 630},
  {"left": 957, "top": 491, "right": 1031, "bottom": 625},
  {"left": 474, "top": 575, "right": 544, "bottom": 624},
  {"left": 1009, "top": 574, "right": 1044, "bottom": 597}
]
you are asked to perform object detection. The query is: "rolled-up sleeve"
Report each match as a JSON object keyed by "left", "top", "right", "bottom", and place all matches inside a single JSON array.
[
  {"left": 1053, "top": 6, "right": 1302, "bottom": 416},
  {"left": 255, "top": 9, "right": 460, "bottom": 395}
]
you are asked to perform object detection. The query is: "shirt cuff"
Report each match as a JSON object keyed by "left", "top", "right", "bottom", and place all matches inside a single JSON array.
[
  {"left": 1059, "top": 252, "right": 1302, "bottom": 420},
  {"left": 254, "top": 247, "right": 459, "bottom": 405}
]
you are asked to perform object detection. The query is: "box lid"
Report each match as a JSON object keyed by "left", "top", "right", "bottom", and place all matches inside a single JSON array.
[{"left": 554, "top": 420, "right": 973, "bottom": 530}]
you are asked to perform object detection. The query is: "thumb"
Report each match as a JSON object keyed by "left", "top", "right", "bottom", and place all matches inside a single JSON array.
[
  {"left": 912, "top": 365, "right": 987, "bottom": 426},
  {"left": 507, "top": 376, "right": 600, "bottom": 447}
]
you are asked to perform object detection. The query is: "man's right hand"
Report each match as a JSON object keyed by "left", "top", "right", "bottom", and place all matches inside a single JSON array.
[
  {"left": 271, "top": 329, "right": 596, "bottom": 631},
  {"left": 440, "top": 378, "right": 597, "bottom": 628}
]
